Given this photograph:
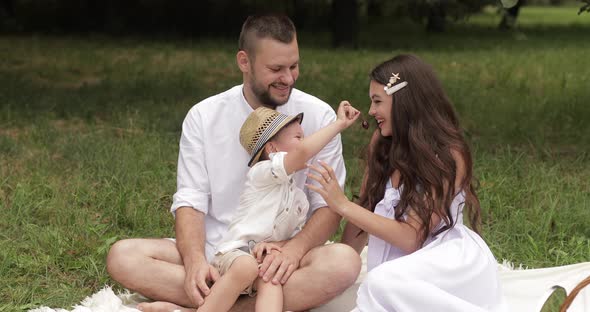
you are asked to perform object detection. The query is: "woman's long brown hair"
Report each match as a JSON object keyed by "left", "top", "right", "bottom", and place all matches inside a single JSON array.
[{"left": 357, "top": 54, "right": 481, "bottom": 246}]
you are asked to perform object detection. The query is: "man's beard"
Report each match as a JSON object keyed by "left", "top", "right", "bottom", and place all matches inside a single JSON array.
[{"left": 250, "top": 79, "right": 294, "bottom": 108}]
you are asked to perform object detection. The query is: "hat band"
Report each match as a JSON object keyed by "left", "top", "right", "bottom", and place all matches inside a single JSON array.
[{"left": 250, "top": 114, "right": 289, "bottom": 157}]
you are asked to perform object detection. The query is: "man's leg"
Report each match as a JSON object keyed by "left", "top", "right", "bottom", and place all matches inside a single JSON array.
[
  {"left": 282, "top": 243, "right": 361, "bottom": 310},
  {"left": 230, "top": 243, "right": 361, "bottom": 312},
  {"left": 106, "top": 238, "right": 195, "bottom": 308},
  {"left": 107, "top": 240, "right": 360, "bottom": 312},
  {"left": 311, "top": 246, "right": 368, "bottom": 312}
]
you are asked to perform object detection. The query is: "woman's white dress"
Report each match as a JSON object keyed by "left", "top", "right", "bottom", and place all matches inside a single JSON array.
[{"left": 354, "top": 181, "right": 507, "bottom": 312}]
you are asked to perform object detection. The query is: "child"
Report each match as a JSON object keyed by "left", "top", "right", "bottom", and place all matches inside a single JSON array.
[
  {"left": 195, "top": 101, "right": 360, "bottom": 312},
  {"left": 307, "top": 54, "right": 507, "bottom": 311}
]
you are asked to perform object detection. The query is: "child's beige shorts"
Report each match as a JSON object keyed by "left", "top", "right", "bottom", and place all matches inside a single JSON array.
[{"left": 211, "top": 248, "right": 257, "bottom": 296}]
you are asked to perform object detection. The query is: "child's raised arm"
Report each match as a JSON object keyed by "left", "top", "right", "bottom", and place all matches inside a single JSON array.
[{"left": 283, "top": 101, "right": 360, "bottom": 175}]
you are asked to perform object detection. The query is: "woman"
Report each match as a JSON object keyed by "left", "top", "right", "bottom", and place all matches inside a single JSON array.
[{"left": 307, "top": 54, "right": 507, "bottom": 311}]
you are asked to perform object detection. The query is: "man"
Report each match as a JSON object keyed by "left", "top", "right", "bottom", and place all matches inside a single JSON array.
[{"left": 106, "top": 14, "right": 361, "bottom": 312}]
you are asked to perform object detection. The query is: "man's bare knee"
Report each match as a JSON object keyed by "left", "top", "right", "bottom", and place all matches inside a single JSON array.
[
  {"left": 106, "top": 239, "right": 141, "bottom": 284},
  {"left": 281, "top": 243, "right": 360, "bottom": 310},
  {"left": 318, "top": 244, "right": 361, "bottom": 295}
]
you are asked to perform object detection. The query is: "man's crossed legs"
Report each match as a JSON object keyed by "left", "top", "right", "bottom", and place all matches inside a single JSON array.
[{"left": 106, "top": 238, "right": 361, "bottom": 312}]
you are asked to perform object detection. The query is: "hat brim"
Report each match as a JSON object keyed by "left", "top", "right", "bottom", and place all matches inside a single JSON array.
[{"left": 247, "top": 112, "right": 304, "bottom": 167}]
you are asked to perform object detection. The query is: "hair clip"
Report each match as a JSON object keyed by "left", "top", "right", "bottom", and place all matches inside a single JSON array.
[{"left": 384, "top": 72, "right": 408, "bottom": 95}]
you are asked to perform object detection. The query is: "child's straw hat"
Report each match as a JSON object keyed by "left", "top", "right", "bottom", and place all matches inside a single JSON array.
[{"left": 240, "top": 107, "right": 304, "bottom": 167}]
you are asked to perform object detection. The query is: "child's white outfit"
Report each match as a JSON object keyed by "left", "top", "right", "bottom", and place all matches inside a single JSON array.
[
  {"left": 211, "top": 152, "right": 309, "bottom": 292},
  {"left": 354, "top": 180, "right": 507, "bottom": 312}
]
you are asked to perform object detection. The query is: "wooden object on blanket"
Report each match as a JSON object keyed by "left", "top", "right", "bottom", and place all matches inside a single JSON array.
[{"left": 560, "top": 275, "right": 590, "bottom": 312}]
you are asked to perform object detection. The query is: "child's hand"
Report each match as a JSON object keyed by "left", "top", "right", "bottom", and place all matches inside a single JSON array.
[
  {"left": 252, "top": 242, "right": 282, "bottom": 263},
  {"left": 336, "top": 101, "right": 361, "bottom": 128}
]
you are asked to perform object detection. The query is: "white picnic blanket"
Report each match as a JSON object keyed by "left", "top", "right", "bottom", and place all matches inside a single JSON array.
[
  {"left": 314, "top": 248, "right": 590, "bottom": 312},
  {"left": 29, "top": 248, "right": 590, "bottom": 312}
]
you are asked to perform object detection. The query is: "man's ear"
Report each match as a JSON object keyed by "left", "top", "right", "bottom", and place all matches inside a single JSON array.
[{"left": 237, "top": 50, "right": 250, "bottom": 73}]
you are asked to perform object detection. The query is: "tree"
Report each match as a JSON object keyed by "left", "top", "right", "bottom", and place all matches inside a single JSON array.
[
  {"left": 0, "top": 0, "right": 14, "bottom": 17},
  {"left": 579, "top": 0, "right": 590, "bottom": 14},
  {"left": 499, "top": 0, "right": 525, "bottom": 31},
  {"left": 332, "top": 0, "right": 359, "bottom": 48},
  {"left": 426, "top": 0, "right": 448, "bottom": 33},
  {"left": 366, "top": 0, "right": 493, "bottom": 33},
  {"left": 0, "top": 0, "right": 15, "bottom": 31}
]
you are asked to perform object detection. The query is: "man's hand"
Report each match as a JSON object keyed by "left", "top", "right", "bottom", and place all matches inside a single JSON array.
[
  {"left": 259, "top": 244, "right": 304, "bottom": 285},
  {"left": 184, "top": 258, "right": 220, "bottom": 307}
]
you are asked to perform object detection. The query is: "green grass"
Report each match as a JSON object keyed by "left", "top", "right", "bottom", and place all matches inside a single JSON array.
[{"left": 1, "top": 6, "right": 589, "bottom": 311}]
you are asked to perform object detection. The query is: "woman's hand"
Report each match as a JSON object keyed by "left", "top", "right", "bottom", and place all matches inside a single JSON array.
[{"left": 306, "top": 160, "right": 350, "bottom": 215}]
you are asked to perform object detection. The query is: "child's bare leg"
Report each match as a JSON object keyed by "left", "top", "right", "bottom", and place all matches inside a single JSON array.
[
  {"left": 255, "top": 277, "right": 283, "bottom": 312},
  {"left": 197, "top": 256, "right": 258, "bottom": 312}
]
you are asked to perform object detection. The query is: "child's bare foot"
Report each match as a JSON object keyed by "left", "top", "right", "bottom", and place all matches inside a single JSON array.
[{"left": 137, "top": 301, "right": 196, "bottom": 312}]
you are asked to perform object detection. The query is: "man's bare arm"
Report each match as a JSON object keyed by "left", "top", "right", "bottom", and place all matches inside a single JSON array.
[
  {"left": 286, "top": 206, "right": 341, "bottom": 253},
  {"left": 175, "top": 207, "right": 219, "bottom": 307},
  {"left": 175, "top": 207, "right": 207, "bottom": 264}
]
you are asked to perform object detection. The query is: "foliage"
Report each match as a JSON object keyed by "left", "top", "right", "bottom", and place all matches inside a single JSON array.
[
  {"left": 3, "top": 0, "right": 498, "bottom": 35},
  {"left": 366, "top": 0, "right": 495, "bottom": 22},
  {"left": 579, "top": 0, "right": 590, "bottom": 14}
]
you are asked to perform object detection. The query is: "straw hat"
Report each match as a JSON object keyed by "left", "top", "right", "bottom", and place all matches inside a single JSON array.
[{"left": 240, "top": 107, "right": 304, "bottom": 167}]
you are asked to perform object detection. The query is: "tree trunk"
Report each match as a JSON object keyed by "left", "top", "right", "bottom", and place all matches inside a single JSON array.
[
  {"left": 292, "top": 0, "right": 308, "bottom": 30},
  {"left": 367, "top": 0, "right": 381, "bottom": 18},
  {"left": 0, "top": 0, "right": 14, "bottom": 17},
  {"left": 331, "top": 0, "right": 358, "bottom": 48},
  {"left": 85, "top": 0, "right": 107, "bottom": 31},
  {"left": 0, "top": 0, "right": 15, "bottom": 31},
  {"left": 426, "top": 0, "right": 447, "bottom": 33},
  {"left": 499, "top": 0, "right": 524, "bottom": 31}
]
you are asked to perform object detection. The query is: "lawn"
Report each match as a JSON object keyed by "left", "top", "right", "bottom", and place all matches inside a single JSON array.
[{"left": 1, "top": 5, "right": 589, "bottom": 311}]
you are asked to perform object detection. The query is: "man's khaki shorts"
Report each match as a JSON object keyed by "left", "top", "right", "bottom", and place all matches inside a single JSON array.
[{"left": 211, "top": 248, "right": 257, "bottom": 296}]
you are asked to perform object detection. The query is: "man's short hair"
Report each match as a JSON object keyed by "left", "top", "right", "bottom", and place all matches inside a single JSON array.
[{"left": 238, "top": 14, "right": 296, "bottom": 57}]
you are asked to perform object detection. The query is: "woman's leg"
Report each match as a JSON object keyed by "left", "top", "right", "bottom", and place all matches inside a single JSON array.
[{"left": 356, "top": 232, "right": 501, "bottom": 312}]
